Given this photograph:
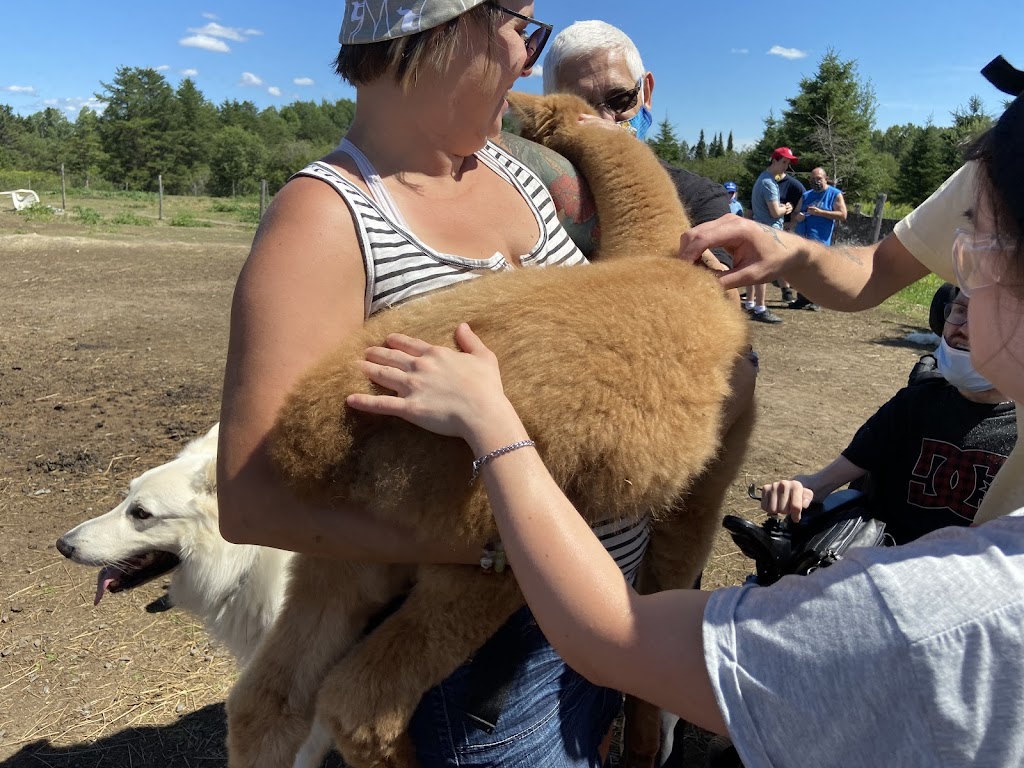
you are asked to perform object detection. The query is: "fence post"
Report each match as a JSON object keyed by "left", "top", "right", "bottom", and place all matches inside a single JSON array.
[
  {"left": 60, "top": 164, "right": 67, "bottom": 211},
  {"left": 260, "top": 179, "right": 267, "bottom": 220},
  {"left": 158, "top": 175, "right": 164, "bottom": 221},
  {"left": 870, "top": 193, "right": 888, "bottom": 243}
]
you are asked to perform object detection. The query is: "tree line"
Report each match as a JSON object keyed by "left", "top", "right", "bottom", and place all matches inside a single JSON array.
[
  {"left": 645, "top": 50, "right": 997, "bottom": 209},
  {"left": 0, "top": 67, "right": 354, "bottom": 197},
  {"left": 0, "top": 53, "right": 998, "bottom": 207}
]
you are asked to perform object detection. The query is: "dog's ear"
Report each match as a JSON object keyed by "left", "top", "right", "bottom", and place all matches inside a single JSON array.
[
  {"left": 181, "top": 423, "right": 220, "bottom": 457},
  {"left": 202, "top": 455, "right": 217, "bottom": 495}
]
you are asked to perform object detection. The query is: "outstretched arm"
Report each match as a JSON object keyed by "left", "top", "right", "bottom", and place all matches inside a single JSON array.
[
  {"left": 347, "top": 325, "right": 729, "bottom": 736},
  {"left": 678, "top": 217, "right": 929, "bottom": 311}
]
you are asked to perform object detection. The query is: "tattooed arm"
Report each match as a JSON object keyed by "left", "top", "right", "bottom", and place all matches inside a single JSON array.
[
  {"left": 495, "top": 132, "right": 599, "bottom": 257},
  {"left": 678, "top": 218, "right": 930, "bottom": 312}
]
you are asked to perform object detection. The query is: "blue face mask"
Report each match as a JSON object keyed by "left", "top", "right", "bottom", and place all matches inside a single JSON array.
[{"left": 619, "top": 105, "right": 653, "bottom": 141}]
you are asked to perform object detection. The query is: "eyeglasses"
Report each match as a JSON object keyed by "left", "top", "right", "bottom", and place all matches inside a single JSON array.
[
  {"left": 952, "top": 227, "right": 1011, "bottom": 297},
  {"left": 943, "top": 301, "right": 969, "bottom": 326},
  {"left": 488, "top": 3, "right": 553, "bottom": 72},
  {"left": 593, "top": 78, "right": 644, "bottom": 116}
]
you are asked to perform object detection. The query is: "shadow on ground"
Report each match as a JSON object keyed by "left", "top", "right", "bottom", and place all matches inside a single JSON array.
[{"left": 0, "top": 703, "right": 346, "bottom": 768}]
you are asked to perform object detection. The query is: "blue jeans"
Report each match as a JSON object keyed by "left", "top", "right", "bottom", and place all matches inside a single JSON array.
[{"left": 409, "top": 606, "right": 622, "bottom": 767}]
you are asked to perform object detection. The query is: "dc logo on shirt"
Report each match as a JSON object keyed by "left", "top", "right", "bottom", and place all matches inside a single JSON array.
[{"left": 908, "top": 438, "right": 1007, "bottom": 520}]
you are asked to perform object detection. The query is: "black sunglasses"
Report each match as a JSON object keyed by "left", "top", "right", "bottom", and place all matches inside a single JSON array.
[
  {"left": 594, "top": 78, "right": 643, "bottom": 116},
  {"left": 488, "top": 3, "right": 553, "bottom": 71}
]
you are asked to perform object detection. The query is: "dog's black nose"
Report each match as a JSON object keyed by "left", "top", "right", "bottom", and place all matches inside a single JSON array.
[{"left": 56, "top": 538, "right": 75, "bottom": 559}]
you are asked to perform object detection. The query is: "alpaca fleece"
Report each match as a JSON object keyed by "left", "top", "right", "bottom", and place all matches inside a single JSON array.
[{"left": 227, "top": 92, "right": 750, "bottom": 768}]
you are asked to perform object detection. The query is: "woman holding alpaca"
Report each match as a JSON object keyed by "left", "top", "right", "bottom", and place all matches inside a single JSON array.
[{"left": 218, "top": 1, "right": 644, "bottom": 764}]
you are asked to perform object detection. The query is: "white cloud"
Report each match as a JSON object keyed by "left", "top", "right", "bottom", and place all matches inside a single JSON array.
[
  {"left": 180, "top": 34, "right": 231, "bottom": 53},
  {"left": 181, "top": 68, "right": 200, "bottom": 77},
  {"left": 767, "top": 45, "right": 808, "bottom": 60},
  {"left": 239, "top": 72, "right": 264, "bottom": 87},
  {"left": 294, "top": 77, "right": 315, "bottom": 86},
  {"left": 202, "top": 11, "right": 218, "bottom": 19},
  {"left": 188, "top": 22, "right": 261, "bottom": 42},
  {"left": 730, "top": 48, "right": 749, "bottom": 55},
  {"left": 156, "top": 64, "right": 170, "bottom": 71},
  {"left": 2, "top": 85, "right": 36, "bottom": 94},
  {"left": 527, "top": 65, "right": 543, "bottom": 78},
  {"left": 39, "top": 96, "right": 103, "bottom": 113},
  {"left": 268, "top": 86, "right": 282, "bottom": 97}
]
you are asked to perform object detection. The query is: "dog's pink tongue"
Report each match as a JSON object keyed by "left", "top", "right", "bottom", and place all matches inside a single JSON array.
[{"left": 95, "top": 567, "right": 118, "bottom": 606}]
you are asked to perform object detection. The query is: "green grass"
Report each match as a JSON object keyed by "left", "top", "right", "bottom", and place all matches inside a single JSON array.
[
  {"left": 110, "top": 211, "right": 153, "bottom": 227},
  {"left": 170, "top": 211, "right": 213, "bottom": 228},
  {"left": 16, "top": 204, "right": 56, "bottom": 222},
  {"left": 880, "top": 272, "right": 945, "bottom": 325},
  {"left": 73, "top": 206, "right": 103, "bottom": 225}
]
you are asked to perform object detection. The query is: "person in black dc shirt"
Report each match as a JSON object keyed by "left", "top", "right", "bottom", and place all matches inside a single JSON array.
[{"left": 759, "top": 285, "right": 1017, "bottom": 544}]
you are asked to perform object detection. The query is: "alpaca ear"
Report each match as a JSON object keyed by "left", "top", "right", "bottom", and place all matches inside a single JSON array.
[{"left": 506, "top": 91, "right": 545, "bottom": 132}]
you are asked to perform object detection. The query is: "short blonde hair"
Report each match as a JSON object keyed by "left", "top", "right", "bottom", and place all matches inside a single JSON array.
[{"left": 334, "top": 4, "right": 501, "bottom": 91}]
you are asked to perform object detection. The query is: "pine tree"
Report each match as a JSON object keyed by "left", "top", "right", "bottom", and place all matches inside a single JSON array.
[
  {"left": 65, "top": 108, "right": 107, "bottom": 187},
  {"left": 648, "top": 118, "right": 683, "bottom": 165},
  {"left": 694, "top": 129, "right": 707, "bottom": 161},
  {"left": 95, "top": 67, "right": 176, "bottom": 190},
  {"left": 167, "top": 78, "right": 218, "bottom": 194},
  {"left": 777, "top": 49, "right": 878, "bottom": 197},
  {"left": 726, "top": 131, "right": 735, "bottom": 154},
  {"left": 898, "top": 122, "right": 949, "bottom": 206},
  {"left": 745, "top": 111, "right": 784, "bottom": 181}
]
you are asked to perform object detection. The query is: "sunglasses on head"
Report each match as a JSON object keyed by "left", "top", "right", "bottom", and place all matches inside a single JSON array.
[
  {"left": 488, "top": 3, "right": 553, "bottom": 71},
  {"left": 594, "top": 78, "right": 644, "bottom": 116}
]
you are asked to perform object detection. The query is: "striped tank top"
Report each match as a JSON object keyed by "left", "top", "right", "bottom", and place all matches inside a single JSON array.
[{"left": 292, "top": 139, "right": 650, "bottom": 583}]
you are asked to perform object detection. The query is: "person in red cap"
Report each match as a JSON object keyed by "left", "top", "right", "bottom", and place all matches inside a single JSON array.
[{"left": 745, "top": 146, "right": 799, "bottom": 322}]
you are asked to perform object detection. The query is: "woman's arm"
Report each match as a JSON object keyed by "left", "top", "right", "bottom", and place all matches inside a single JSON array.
[
  {"left": 217, "top": 178, "right": 478, "bottom": 564},
  {"left": 346, "top": 325, "right": 729, "bottom": 735}
]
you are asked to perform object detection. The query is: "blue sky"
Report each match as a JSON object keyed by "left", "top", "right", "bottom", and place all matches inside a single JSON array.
[{"left": 3, "top": 1, "right": 1021, "bottom": 149}]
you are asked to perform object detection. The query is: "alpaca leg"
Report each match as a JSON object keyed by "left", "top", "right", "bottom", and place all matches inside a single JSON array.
[
  {"left": 622, "top": 695, "right": 661, "bottom": 768},
  {"left": 228, "top": 560, "right": 393, "bottom": 768},
  {"left": 316, "top": 565, "right": 524, "bottom": 768},
  {"left": 292, "top": 716, "right": 334, "bottom": 768},
  {"left": 622, "top": 401, "right": 756, "bottom": 768},
  {"left": 649, "top": 398, "right": 757, "bottom": 591}
]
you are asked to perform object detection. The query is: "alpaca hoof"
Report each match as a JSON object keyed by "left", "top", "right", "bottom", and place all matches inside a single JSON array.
[
  {"left": 319, "top": 677, "right": 418, "bottom": 768},
  {"left": 228, "top": 677, "right": 314, "bottom": 768},
  {"left": 622, "top": 750, "right": 657, "bottom": 768}
]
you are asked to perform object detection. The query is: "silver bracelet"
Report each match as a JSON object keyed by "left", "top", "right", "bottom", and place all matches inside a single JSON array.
[{"left": 470, "top": 439, "right": 536, "bottom": 484}]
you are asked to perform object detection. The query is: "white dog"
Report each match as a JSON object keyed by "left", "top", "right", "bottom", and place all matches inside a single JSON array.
[
  {"left": 56, "top": 425, "right": 337, "bottom": 766},
  {"left": 56, "top": 424, "right": 291, "bottom": 666}
]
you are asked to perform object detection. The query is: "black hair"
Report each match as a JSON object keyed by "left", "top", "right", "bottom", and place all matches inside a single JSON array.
[{"left": 964, "top": 94, "right": 1024, "bottom": 292}]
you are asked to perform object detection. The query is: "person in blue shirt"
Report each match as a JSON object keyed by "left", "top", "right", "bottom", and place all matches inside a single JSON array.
[
  {"left": 795, "top": 167, "right": 847, "bottom": 245},
  {"left": 724, "top": 181, "right": 744, "bottom": 216}
]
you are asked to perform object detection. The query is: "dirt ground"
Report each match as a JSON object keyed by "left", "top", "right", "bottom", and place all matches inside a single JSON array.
[{"left": 0, "top": 210, "right": 933, "bottom": 767}]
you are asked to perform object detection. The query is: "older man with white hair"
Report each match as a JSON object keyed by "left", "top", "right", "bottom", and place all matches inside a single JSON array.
[{"left": 540, "top": 20, "right": 736, "bottom": 270}]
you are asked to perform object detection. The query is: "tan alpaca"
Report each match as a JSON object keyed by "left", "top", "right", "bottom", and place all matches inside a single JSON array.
[{"left": 226, "top": 92, "right": 749, "bottom": 768}]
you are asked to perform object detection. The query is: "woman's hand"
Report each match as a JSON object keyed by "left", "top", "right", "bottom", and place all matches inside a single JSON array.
[
  {"left": 759, "top": 477, "right": 815, "bottom": 522},
  {"left": 346, "top": 323, "right": 517, "bottom": 446}
]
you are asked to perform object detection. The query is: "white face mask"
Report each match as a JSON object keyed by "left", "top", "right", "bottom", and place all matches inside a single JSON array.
[{"left": 935, "top": 338, "right": 996, "bottom": 392}]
